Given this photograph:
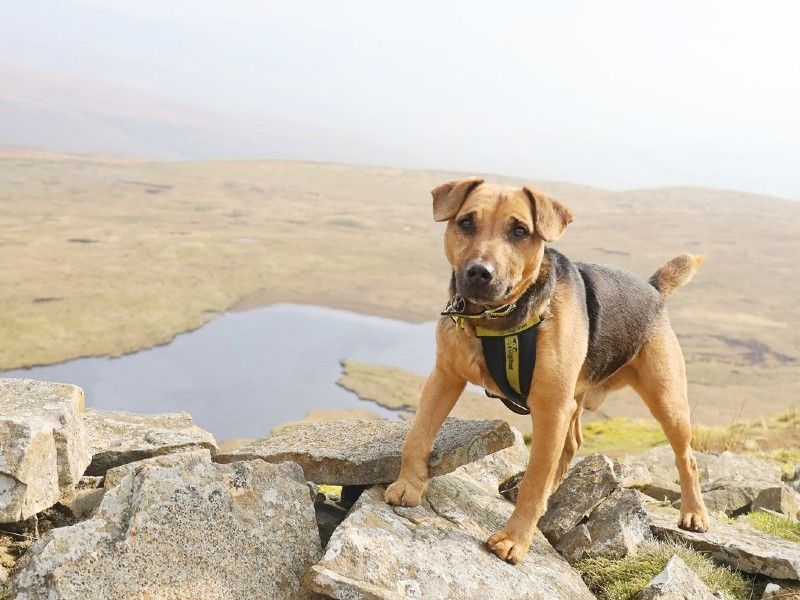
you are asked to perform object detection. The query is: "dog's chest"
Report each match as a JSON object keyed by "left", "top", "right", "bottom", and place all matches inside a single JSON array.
[{"left": 441, "top": 326, "right": 506, "bottom": 397}]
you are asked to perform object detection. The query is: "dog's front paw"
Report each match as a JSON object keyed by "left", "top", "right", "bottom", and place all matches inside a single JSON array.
[
  {"left": 678, "top": 507, "right": 710, "bottom": 532},
  {"left": 487, "top": 530, "right": 531, "bottom": 564},
  {"left": 384, "top": 477, "right": 426, "bottom": 507}
]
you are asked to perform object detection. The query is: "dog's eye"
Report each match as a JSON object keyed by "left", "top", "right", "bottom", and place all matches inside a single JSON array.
[
  {"left": 512, "top": 224, "right": 529, "bottom": 238},
  {"left": 457, "top": 216, "right": 474, "bottom": 233}
]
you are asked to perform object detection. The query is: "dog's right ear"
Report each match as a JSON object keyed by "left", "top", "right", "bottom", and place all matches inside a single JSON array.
[{"left": 431, "top": 177, "right": 484, "bottom": 222}]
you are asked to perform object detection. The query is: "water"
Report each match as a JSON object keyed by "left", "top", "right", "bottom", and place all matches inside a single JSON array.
[{"left": 2, "top": 304, "right": 437, "bottom": 440}]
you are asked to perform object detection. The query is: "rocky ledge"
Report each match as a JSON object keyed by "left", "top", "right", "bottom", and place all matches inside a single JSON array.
[{"left": 2, "top": 377, "right": 799, "bottom": 599}]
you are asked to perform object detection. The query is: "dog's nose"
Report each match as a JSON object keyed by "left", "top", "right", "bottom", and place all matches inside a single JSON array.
[{"left": 466, "top": 261, "right": 494, "bottom": 285}]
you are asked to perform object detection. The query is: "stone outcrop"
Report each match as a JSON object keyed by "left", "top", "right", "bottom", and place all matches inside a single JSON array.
[
  {"left": 539, "top": 454, "right": 627, "bottom": 543},
  {"left": 556, "top": 487, "right": 651, "bottom": 563},
  {"left": 12, "top": 459, "right": 321, "bottom": 599},
  {"left": 217, "top": 417, "right": 515, "bottom": 485},
  {"left": 647, "top": 504, "right": 800, "bottom": 580},
  {"left": 634, "top": 555, "right": 716, "bottom": 600},
  {"left": 102, "top": 448, "right": 212, "bottom": 489},
  {"left": 83, "top": 409, "right": 218, "bottom": 475},
  {"left": 751, "top": 486, "right": 800, "bottom": 518},
  {"left": 0, "top": 379, "right": 91, "bottom": 522},
  {"left": 304, "top": 460, "right": 594, "bottom": 599},
  {"left": 631, "top": 445, "right": 783, "bottom": 510}
]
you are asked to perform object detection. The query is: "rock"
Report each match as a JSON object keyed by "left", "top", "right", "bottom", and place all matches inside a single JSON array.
[
  {"left": 676, "top": 486, "right": 755, "bottom": 516},
  {"left": 315, "top": 501, "right": 349, "bottom": 547},
  {"left": 622, "top": 461, "right": 654, "bottom": 490},
  {"left": 648, "top": 504, "right": 800, "bottom": 580},
  {"left": 539, "top": 454, "right": 626, "bottom": 543},
  {"left": 217, "top": 418, "right": 515, "bottom": 486},
  {"left": 76, "top": 476, "right": 103, "bottom": 490},
  {"left": 761, "top": 582, "right": 784, "bottom": 598},
  {"left": 556, "top": 488, "right": 651, "bottom": 563},
  {"left": 634, "top": 555, "right": 716, "bottom": 600},
  {"left": 0, "top": 564, "right": 7, "bottom": 582},
  {"left": 56, "top": 488, "right": 104, "bottom": 520},
  {"left": 0, "top": 379, "right": 91, "bottom": 522},
  {"left": 304, "top": 477, "right": 594, "bottom": 598},
  {"left": 13, "top": 459, "right": 321, "bottom": 599},
  {"left": 102, "top": 448, "right": 212, "bottom": 489},
  {"left": 83, "top": 409, "right": 218, "bottom": 475},
  {"left": 458, "top": 427, "right": 529, "bottom": 493},
  {"left": 752, "top": 486, "right": 800, "bottom": 518},
  {"left": 499, "top": 472, "right": 524, "bottom": 504},
  {"left": 631, "top": 445, "right": 783, "bottom": 503}
]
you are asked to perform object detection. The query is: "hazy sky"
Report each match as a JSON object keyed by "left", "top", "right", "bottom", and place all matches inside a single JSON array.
[{"left": 3, "top": 1, "right": 800, "bottom": 199}]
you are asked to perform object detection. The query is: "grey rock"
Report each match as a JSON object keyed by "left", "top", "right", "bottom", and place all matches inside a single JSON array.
[
  {"left": 217, "top": 418, "right": 515, "bottom": 486},
  {"left": 459, "top": 427, "right": 529, "bottom": 493},
  {"left": 304, "top": 472, "right": 594, "bottom": 599},
  {"left": 648, "top": 504, "right": 800, "bottom": 580},
  {"left": 752, "top": 486, "right": 800, "bottom": 518},
  {"left": 84, "top": 409, "right": 218, "bottom": 475},
  {"left": 674, "top": 486, "right": 755, "bottom": 516},
  {"left": 631, "top": 445, "right": 782, "bottom": 503},
  {"left": 622, "top": 461, "right": 654, "bottom": 490},
  {"left": 0, "top": 379, "right": 91, "bottom": 523},
  {"left": 539, "top": 454, "right": 626, "bottom": 543},
  {"left": 316, "top": 501, "right": 349, "bottom": 548},
  {"left": 556, "top": 488, "right": 651, "bottom": 563},
  {"left": 13, "top": 459, "right": 321, "bottom": 599},
  {"left": 56, "top": 488, "right": 104, "bottom": 520},
  {"left": 635, "top": 555, "right": 716, "bottom": 600},
  {"left": 76, "top": 476, "right": 103, "bottom": 490},
  {"left": 761, "top": 582, "right": 783, "bottom": 598},
  {"left": 102, "top": 448, "right": 212, "bottom": 489},
  {"left": 499, "top": 471, "right": 524, "bottom": 504}
]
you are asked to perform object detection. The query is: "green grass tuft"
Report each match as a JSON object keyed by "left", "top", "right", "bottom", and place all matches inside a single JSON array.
[
  {"left": 576, "top": 541, "right": 753, "bottom": 600},
  {"left": 726, "top": 511, "right": 800, "bottom": 542},
  {"left": 580, "top": 418, "right": 666, "bottom": 456}
]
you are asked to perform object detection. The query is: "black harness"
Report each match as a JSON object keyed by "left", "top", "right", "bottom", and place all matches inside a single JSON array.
[{"left": 442, "top": 295, "right": 543, "bottom": 415}]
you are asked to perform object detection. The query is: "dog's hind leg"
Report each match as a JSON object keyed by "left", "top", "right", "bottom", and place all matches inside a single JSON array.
[
  {"left": 554, "top": 405, "right": 583, "bottom": 485},
  {"left": 630, "top": 316, "right": 709, "bottom": 532}
]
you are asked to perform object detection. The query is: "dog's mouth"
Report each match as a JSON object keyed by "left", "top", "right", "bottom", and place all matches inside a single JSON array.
[{"left": 455, "top": 275, "right": 516, "bottom": 308}]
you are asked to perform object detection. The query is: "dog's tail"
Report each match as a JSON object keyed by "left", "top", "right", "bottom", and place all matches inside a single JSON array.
[{"left": 649, "top": 253, "right": 705, "bottom": 298}]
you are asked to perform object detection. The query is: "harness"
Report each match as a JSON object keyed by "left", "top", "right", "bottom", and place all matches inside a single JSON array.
[{"left": 441, "top": 295, "right": 543, "bottom": 415}]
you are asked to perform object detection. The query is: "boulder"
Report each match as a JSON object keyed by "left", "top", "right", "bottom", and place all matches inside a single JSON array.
[
  {"left": 0, "top": 379, "right": 91, "bottom": 522},
  {"left": 304, "top": 472, "right": 594, "bottom": 598},
  {"left": 647, "top": 504, "right": 800, "bottom": 580},
  {"left": 556, "top": 488, "right": 651, "bottom": 563},
  {"left": 56, "top": 488, "right": 104, "bottom": 520},
  {"left": 634, "top": 555, "right": 716, "bottom": 600},
  {"left": 751, "top": 486, "right": 800, "bottom": 519},
  {"left": 12, "top": 459, "right": 321, "bottom": 599},
  {"left": 217, "top": 418, "right": 515, "bottom": 486},
  {"left": 686, "top": 486, "right": 756, "bottom": 516},
  {"left": 102, "top": 448, "right": 212, "bottom": 489},
  {"left": 83, "top": 409, "right": 218, "bottom": 475},
  {"left": 539, "top": 454, "right": 626, "bottom": 543}
]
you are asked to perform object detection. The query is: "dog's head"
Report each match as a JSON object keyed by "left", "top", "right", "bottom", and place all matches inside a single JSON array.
[{"left": 433, "top": 178, "right": 574, "bottom": 307}]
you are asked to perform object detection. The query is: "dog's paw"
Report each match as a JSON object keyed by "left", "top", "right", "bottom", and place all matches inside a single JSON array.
[
  {"left": 384, "top": 478, "right": 425, "bottom": 507},
  {"left": 487, "top": 530, "right": 530, "bottom": 564},
  {"left": 678, "top": 509, "right": 710, "bottom": 532}
]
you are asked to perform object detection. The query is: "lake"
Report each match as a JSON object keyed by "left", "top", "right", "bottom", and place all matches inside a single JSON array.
[{"left": 2, "top": 304, "right": 438, "bottom": 440}]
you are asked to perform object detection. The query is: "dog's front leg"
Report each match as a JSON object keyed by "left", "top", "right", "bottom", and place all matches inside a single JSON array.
[
  {"left": 384, "top": 365, "right": 465, "bottom": 507},
  {"left": 488, "top": 393, "right": 575, "bottom": 564}
]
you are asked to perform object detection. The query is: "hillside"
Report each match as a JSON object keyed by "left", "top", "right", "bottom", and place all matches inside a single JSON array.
[{"left": 0, "top": 148, "right": 797, "bottom": 424}]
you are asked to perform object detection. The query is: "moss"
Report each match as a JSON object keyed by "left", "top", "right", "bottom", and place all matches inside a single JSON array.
[
  {"left": 751, "top": 449, "right": 800, "bottom": 481},
  {"left": 317, "top": 484, "right": 343, "bottom": 497},
  {"left": 576, "top": 541, "right": 753, "bottom": 600},
  {"left": 580, "top": 418, "right": 666, "bottom": 456}
]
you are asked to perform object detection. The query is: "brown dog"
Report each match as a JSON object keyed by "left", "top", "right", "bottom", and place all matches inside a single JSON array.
[{"left": 384, "top": 178, "right": 709, "bottom": 564}]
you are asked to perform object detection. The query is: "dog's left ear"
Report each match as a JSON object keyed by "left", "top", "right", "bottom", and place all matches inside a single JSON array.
[
  {"left": 523, "top": 187, "right": 575, "bottom": 242},
  {"left": 431, "top": 177, "right": 484, "bottom": 221}
]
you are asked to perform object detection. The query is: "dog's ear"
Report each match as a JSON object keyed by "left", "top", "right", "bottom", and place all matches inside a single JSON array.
[
  {"left": 523, "top": 187, "right": 574, "bottom": 242},
  {"left": 431, "top": 177, "right": 484, "bottom": 222}
]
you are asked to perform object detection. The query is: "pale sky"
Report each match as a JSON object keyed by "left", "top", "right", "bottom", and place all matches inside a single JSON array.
[{"left": 3, "top": 1, "right": 800, "bottom": 199}]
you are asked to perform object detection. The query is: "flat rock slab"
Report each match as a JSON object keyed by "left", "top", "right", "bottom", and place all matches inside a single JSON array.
[
  {"left": 305, "top": 467, "right": 594, "bottom": 599},
  {"left": 84, "top": 409, "right": 218, "bottom": 475},
  {"left": 0, "top": 379, "right": 91, "bottom": 523},
  {"left": 217, "top": 418, "right": 515, "bottom": 485},
  {"left": 102, "top": 448, "right": 212, "bottom": 490},
  {"left": 647, "top": 504, "right": 800, "bottom": 581},
  {"left": 13, "top": 459, "right": 321, "bottom": 599}
]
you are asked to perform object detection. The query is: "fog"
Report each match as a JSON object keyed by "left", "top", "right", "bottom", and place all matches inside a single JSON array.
[{"left": 2, "top": 1, "right": 799, "bottom": 199}]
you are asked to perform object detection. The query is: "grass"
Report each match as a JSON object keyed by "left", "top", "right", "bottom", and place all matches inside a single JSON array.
[
  {"left": 720, "top": 511, "right": 800, "bottom": 542},
  {"left": 576, "top": 540, "right": 753, "bottom": 600},
  {"left": 581, "top": 418, "right": 666, "bottom": 455}
]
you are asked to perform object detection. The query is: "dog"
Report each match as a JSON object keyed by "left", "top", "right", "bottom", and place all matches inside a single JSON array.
[{"left": 384, "top": 178, "right": 709, "bottom": 565}]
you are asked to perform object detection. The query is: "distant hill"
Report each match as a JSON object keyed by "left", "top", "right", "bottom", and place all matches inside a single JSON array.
[{"left": 0, "top": 149, "right": 797, "bottom": 424}]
